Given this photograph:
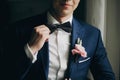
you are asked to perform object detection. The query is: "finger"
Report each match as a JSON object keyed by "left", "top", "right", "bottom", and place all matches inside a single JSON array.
[
  {"left": 72, "top": 49, "right": 80, "bottom": 55},
  {"left": 33, "top": 26, "right": 50, "bottom": 40},
  {"left": 36, "top": 25, "right": 51, "bottom": 33},
  {"left": 75, "top": 44, "right": 85, "bottom": 52}
]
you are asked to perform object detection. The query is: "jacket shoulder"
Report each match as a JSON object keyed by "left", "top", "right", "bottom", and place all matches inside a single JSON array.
[{"left": 76, "top": 19, "right": 100, "bottom": 33}]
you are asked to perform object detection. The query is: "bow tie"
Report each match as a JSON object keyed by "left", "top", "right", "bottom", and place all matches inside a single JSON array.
[{"left": 47, "top": 22, "right": 72, "bottom": 33}]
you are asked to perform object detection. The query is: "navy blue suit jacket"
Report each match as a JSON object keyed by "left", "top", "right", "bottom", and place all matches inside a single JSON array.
[{"left": 1, "top": 12, "right": 115, "bottom": 80}]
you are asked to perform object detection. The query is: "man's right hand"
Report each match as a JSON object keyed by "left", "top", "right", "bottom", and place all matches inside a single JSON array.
[{"left": 28, "top": 25, "right": 50, "bottom": 54}]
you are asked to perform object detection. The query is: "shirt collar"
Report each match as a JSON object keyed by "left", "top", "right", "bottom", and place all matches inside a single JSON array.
[{"left": 47, "top": 12, "right": 73, "bottom": 25}]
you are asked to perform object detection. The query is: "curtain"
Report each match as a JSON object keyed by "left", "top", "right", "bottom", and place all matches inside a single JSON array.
[
  {"left": 86, "top": 0, "right": 106, "bottom": 44},
  {"left": 85, "top": 0, "right": 120, "bottom": 80}
]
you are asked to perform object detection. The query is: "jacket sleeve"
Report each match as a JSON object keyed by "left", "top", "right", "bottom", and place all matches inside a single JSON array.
[
  {"left": 90, "top": 30, "right": 115, "bottom": 80},
  {"left": 0, "top": 25, "right": 33, "bottom": 79}
]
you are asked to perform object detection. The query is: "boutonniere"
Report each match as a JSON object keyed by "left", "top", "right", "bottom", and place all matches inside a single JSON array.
[{"left": 72, "top": 38, "right": 87, "bottom": 58}]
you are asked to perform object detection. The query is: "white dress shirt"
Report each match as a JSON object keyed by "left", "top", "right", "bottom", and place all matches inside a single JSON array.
[{"left": 24, "top": 12, "right": 73, "bottom": 80}]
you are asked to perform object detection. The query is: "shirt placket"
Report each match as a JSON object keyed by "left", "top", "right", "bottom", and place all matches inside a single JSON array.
[{"left": 56, "top": 29, "right": 70, "bottom": 80}]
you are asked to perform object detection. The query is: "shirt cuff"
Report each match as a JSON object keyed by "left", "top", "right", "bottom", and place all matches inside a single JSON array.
[{"left": 24, "top": 43, "right": 38, "bottom": 63}]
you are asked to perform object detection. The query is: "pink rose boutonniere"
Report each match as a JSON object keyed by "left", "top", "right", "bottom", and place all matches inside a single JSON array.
[{"left": 72, "top": 38, "right": 87, "bottom": 58}]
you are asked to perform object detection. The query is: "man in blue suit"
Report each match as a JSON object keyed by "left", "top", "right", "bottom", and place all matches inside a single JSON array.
[{"left": 1, "top": 0, "right": 115, "bottom": 80}]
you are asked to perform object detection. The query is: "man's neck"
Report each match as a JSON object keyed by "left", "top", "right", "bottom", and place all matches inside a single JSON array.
[{"left": 49, "top": 9, "right": 73, "bottom": 24}]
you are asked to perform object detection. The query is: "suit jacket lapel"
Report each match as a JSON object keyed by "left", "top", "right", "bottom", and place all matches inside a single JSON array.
[
  {"left": 65, "top": 18, "right": 86, "bottom": 78},
  {"left": 70, "top": 18, "right": 85, "bottom": 61},
  {"left": 71, "top": 18, "right": 85, "bottom": 48}
]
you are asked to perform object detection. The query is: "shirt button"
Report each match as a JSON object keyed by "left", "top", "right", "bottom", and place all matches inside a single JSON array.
[
  {"left": 65, "top": 78, "right": 71, "bottom": 80},
  {"left": 65, "top": 78, "right": 67, "bottom": 80},
  {"left": 69, "top": 78, "right": 71, "bottom": 80}
]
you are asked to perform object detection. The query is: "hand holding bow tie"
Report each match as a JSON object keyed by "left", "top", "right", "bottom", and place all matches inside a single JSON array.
[{"left": 28, "top": 25, "right": 50, "bottom": 54}]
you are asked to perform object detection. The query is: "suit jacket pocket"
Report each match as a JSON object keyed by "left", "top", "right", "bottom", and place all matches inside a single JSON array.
[{"left": 78, "top": 57, "right": 91, "bottom": 63}]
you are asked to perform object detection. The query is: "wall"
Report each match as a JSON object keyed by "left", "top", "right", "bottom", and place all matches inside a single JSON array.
[
  {"left": 0, "top": 0, "right": 51, "bottom": 25},
  {"left": 7, "top": 0, "right": 50, "bottom": 23},
  {"left": 106, "top": 0, "right": 120, "bottom": 79}
]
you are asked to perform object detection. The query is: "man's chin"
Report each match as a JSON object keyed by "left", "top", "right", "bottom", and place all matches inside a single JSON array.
[{"left": 62, "top": 12, "right": 72, "bottom": 17}]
